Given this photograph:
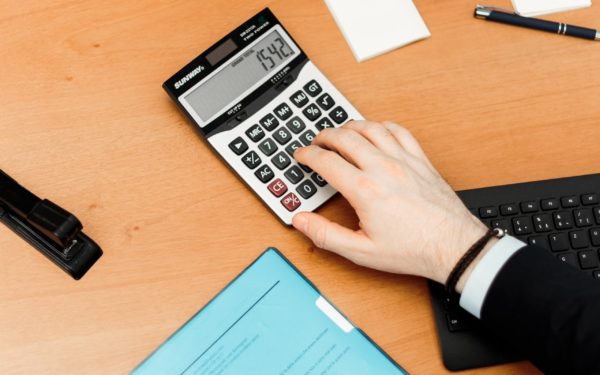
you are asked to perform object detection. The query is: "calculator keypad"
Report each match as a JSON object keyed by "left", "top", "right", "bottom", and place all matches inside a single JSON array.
[
  {"left": 242, "top": 151, "right": 261, "bottom": 169},
  {"left": 303, "top": 103, "right": 322, "bottom": 121},
  {"left": 271, "top": 152, "right": 291, "bottom": 170},
  {"left": 285, "top": 141, "right": 303, "bottom": 157},
  {"left": 245, "top": 124, "right": 265, "bottom": 142},
  {"left": 259, "top": 113, "right": 279, "bottom": 131},
  {"left": 316, "top": 93, "right": 335, "bottom": 110},
  {"left": 290, "top": 90, "right": 309, "bottom": 108},
  {"left": 329, "top": 106, "right": 348, "bottom": 124},
  {"left": 268, "top": 178, "right": 288, "bottom": 197},
  {"left": 303, "top": 80, "right": 322, "bottom": 97},
  {"left": 228, "top": 137, "right": 248, "bottom": 155},
  {"left": 273, "top": 127, "right": 292, "bottom": 145},
  {"left": 258, "top": 138, "right": 278, "bottom": 156},
  {"left": 284, "top": 165, "right": 304, "bottom": 184},
  {"left": 274, "top": 103, "right": 293, "bottom": 120},
  {"left": 296, "top": 180, "right": 317, "bottom": 199},
  {"left": 255, "top": 165, "right": 275, "bottom": 183},
  {"left": 225, "top": 77, "right": 355, "bottom": 218},
  {"left": 286, "top": 116, "right": 306, "bottom": 134}
]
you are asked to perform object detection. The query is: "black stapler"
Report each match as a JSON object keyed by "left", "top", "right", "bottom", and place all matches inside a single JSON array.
[{"left": 0, "top": 170, "right": 102, "bottom": 279}]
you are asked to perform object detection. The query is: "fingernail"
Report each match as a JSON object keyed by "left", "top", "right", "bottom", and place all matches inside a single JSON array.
[{"left": 292, "top": 214, "right": 308, "bottom": 232}]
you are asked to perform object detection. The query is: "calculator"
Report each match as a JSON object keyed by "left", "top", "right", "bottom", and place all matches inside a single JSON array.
[{"left": 163, "top": 8, "right": 362, "bottom": 225}]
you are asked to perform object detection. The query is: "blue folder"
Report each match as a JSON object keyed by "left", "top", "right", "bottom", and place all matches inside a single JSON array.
[{"left": 132, "top": 248, "right": 408, "bottom": 375}]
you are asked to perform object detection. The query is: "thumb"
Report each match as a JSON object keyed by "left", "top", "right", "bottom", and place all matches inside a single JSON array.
[{"left": 292, "top": 212, "right": 371, "bottom": 263}]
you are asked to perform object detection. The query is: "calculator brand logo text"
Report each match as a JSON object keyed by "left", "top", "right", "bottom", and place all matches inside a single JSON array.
[{"left": 174, "top": 65, "right": 205, "bottom": 89}]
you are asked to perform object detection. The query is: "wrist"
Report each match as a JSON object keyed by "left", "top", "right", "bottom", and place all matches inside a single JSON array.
[
  {"left": 431, "top": 214, "right": 489, "bottom": 286},
  {"left": 454, "top": 236, "right": 499, "bottom": 294}
]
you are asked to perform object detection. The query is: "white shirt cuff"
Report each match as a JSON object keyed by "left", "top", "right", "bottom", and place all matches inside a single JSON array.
[{"left": 459, "top": 235, "right": 526, "bottom": 318}]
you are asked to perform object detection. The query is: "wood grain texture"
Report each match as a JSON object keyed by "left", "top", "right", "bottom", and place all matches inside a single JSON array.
[{"left": 1, "top": 0, "right": 598, "bottom": 373}]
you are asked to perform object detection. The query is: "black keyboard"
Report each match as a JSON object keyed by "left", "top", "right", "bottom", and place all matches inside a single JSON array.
[{"left": 429, "top": 173, "right": 600, "bottom": 371}]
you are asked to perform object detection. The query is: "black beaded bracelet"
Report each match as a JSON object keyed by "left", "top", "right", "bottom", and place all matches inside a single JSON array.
[{"left": 445, "top": 227, "right": 505, "bottom": 295}]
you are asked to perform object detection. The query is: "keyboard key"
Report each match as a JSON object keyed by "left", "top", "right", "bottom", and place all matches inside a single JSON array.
[
  {"left": 242, "top": 151, "right": 261, "bottom": 169},
  {"left": 500, "top": 203, "right": 518, "bottom": 215},
  {"left": 557, "top": 253, "right": 578, "bottom": 268},
  {"left": 569, "top": 230, "right": 589, "bottom": 249},
  {"left": 299, "top": 164, "right": 312, "bottom": 173},
  {"left": 329, "top": 106, "right": 348, "bottom": 124},
  {"left": 479, "top": 206, "right": 498, "bottom": 218},
  {"left": 549, "top": 232, "right": 569, "bottom": 252},
  {"left": 258, "top": 138, "right": 278, "bottom": 156},
  {"left": 228, "top": 137, "right": 248, "bottom": 155},
  {"left": 284, "top": 165, "right": 304, "bottom": 184},
  {"left": 590, "top": 228, "right": 600, "bottom": 246},
  {"left": 299, "top": 130, "right": 316, "bottom": 146},
  {"left": 512, "top": 216, "right": 532, "bottom": 235},
  {"left": 446, "top": 313, "right": 476, "bottom": 333},
  {"left": 303, "top": 80, "right": 322, "bottom": 97},
  {"left": 271, "top": 152, "right": 291, "bottom": 170},
  {"left": 296, "top": 180, "right": 317, "bottom": 199},
  {"left": 595, "top": 207, "right": 600, "bottom": 224},
  {"left": 316, "top": 93, "right": 335, "bottom": 110},
  {"left": 553, "top": 211, "right": 573, "bottom": 230},
  {"left": 541, "top": 198, "right": 559, "bottom": 210},
  {"left": 245, "top": 124, "right": 265, "bottom": 142},
  {"left": 520, "top": 201, "right": 539, "bottom": 213},
  {"left": 561, "top": 196, "right": 579, "bottom": 208},
  {"left": 490, "top": 219, "right": 512, "bottom": 236},
  {"left": 578, "top": 250, "right": 599, "bottom": 269},
  {"left": 259, "top": 113, "right": 279, "bottom": 131},
  {"left": 574, "top": 208, "right": 594, "bottom": 227},
  {"left": 274, "top": 102, "right": 293, "bottom": 120},
  {"left": 594, "top": 270, "right": 600, "bottom": 279},
  {"left": 311, "top": 173, "right": 327, "bottom": 187},
  {"left": 582, "top": 193, "right": 598, "bottom": 206},
  {"left": 303, "top": 103, "right": 322, "bottom": 121},
  {"left": 285, "top": 140, "right": 303, "bottom": 157},
  {"left": 285, "top": 116, "right": 306, "bottom": 134},
  {"left": 528, "top": 235, "right": 550, "bottom": 250},
  {"left": 267, "top": 178, "right": 288, "bottom": 197},
  {"left": 290, "top": 90, "right": 309, "bottom": 108},
  {"left": 533, "top": 214, "right": 553, "bottom": 232},
  {"left": 281, "top": 192, "right": 301, "bottom": 212},
  {"left": 315, "top": 117, "right": 334, "bottom": 131},
  {"left": 254, "top": 165, "right": 274, "bottom": 183},
  {"left": 273, "top": 127, "right": 292, "bottom": 145}
]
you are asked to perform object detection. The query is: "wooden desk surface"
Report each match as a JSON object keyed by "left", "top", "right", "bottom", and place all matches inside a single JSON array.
[{"left": 1, "top": 0, "right": 599, "bottom": 373}]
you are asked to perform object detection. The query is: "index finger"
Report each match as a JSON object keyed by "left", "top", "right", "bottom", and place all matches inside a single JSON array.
[{"left": 294, "top": 145, "right": 362, "bottom": 202}]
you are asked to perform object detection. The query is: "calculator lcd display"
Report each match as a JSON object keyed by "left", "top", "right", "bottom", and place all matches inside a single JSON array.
[{"left": 184, "top": 30, "right": 296, "bottom": 125}]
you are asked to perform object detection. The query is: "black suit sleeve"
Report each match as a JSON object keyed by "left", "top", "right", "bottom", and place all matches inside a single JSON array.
[{"left": 480, "top": 245, "right": 600, "bottom": 374}]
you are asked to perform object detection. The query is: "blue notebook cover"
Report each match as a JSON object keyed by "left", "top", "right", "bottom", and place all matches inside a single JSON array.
[{"left": 132, "top": 248, "right": 408, "bottom": 374}]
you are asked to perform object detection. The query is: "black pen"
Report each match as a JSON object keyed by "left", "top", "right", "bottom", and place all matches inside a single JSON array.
[{"left": 474, "top": 4, "right": 600, "bottom": 41}]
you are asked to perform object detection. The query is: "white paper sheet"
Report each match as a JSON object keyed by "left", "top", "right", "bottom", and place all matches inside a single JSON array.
[
  {"left": 511, "top": 0, "right": 591, "bottom": 17},
  {"left": 324, "top": 0, "right": 431, "bottom": 62}
]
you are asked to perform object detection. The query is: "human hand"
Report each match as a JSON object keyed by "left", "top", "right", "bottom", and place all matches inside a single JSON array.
[{"left": 293, "top": 121, "right": 493, "bottom": 291}]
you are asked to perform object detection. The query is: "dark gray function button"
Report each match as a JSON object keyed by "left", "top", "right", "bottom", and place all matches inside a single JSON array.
[
  {"left": 245, "top": 124, "right": 265, "bottom": 142},
  {"left": 242, "top": 151, "right": 261, "bottom": 169},
  {"left": 302, "top": 104, "right": 321, "bottom": 121},
  {"left": 259, "top": 113, "right": 279, "bottom": 131},
  {"left": 290, "top": 90, "right": 309, "bottom": 108},
  {"left": 274, "top": 102, "right": 293, "bottom": 120},
  {"left": 228, "top": 137, "right": 248, "bottom": 155},
  {"left": 303, "top": 80, "right": 322, "bottom": 97}
]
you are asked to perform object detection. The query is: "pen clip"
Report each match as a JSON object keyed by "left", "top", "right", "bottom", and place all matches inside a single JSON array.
[{"left": 475, "top": 4, "right": 522, "bottom": 16}]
